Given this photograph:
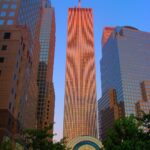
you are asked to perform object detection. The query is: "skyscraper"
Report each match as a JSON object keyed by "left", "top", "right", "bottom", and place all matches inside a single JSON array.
[
  {"left": 0, "top": 26, "right": 32, "bottom": 141},
  {"left": 0, "top": 0, "right": 42, "bottom": 140},
  {"left": 37, "top": 0, "right": 55, "bottom": 130},
  {"left": 63, "top": 3, "right": 97, "bottom": 142},
  {"left": 98, "top": 26, "right": 150, "bottom": 140}
]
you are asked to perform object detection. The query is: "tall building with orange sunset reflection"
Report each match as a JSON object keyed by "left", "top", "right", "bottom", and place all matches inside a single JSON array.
[
  {"left": 101, "top": 27, "right": 114, "bottom": 46},
  {"left": 63, "top": 5, "right": 97, "bottom": 142}
]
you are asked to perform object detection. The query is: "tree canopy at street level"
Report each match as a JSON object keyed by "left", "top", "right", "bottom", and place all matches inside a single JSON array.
[
  {"left": 0, "top": 124, "right": 69, "bottom": 150},
  {"left": 104, "top": 113, "right": 150, "bottom": 150}
]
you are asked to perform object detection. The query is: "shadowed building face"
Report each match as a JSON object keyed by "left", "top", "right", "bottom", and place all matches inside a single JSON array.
[
  {"left": 0, "top": 0, "right": 42, "bottom": 140},
  {"left": 0, "top": 26, "right": 31, "bottom": 140},
  {"left": 136, "top": 81, "right": 150, "bottom": 117},
  {"left": 37, "top": 0, "right": 55, "bottom": 130},
  {"left": 63, "top": 7, "right": 97, "bottom": 142}
]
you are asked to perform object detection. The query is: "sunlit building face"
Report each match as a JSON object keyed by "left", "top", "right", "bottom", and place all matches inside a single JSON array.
[{"left": 63, "top": 8, "right": 97, "bottom": 142}]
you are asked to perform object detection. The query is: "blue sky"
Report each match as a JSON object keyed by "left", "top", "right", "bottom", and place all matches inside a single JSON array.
[{"left": 52, "top": 0, "right": 150, "bottom": 140}]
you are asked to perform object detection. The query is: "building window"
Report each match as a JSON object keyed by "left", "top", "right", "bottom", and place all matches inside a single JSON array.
[
  {"left": 21, "top": 36, "right": 23, "bottom": 44},
  {"left": 11, "top": 4, "right": 17, "bottom": 9},
  {"left": 1, "top": 45, "right": 7, "bottom": 50},
  {"left": 14, "top": 93, "right": 17, "bottom": 99},
  {"left": 13, "top": 74, "right": 16, "bottom": 80},
  {"left": 11, "top": 88, "right": 14, "bottom": 94},
  {"left": 16, "top": 61, "right": 18, "bottom": 68},
  {"left": 23, "top": 43, "right": 25, "bottom": 51},
  {"left": 17, "top": 80, "right": 19, "bottom": 86},
  {"left": 2, "top": 4, "right": 8, "bottom": 9},
  {"left": 0, "top": 70, "right": 2, "bottom": 76},
  {"left": 7, "top": 19, "right": 14, "bottom": 25},
  {"left": 0, "top": 19, "right": 4, "bottom": 25},
  {"left": 19, "top": 67, "right": 21, "bottom": 73},
  {"left": 0, "top": 57, "right": 4, "bottom": 63},
  {"left": 3, "top": 32, "right": 11, "bottom": 39},
  {"left": 9, "top": 102, "right": 12, "bottom": 109},
  {"left": 9, "top": 12, "right": 15, "bottom": 17},
  {"left": 0, "top": 11, "right": 6, "bottom": 17}
]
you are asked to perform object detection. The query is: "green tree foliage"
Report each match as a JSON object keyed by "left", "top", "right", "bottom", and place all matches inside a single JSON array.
[
  {"left": 0, "top": 137, "right": 13, "bottom": 150},
  {"left": 22, "top": 125, "right": 69, "bottom": 150},
  {"left": 137, "top": 111, "right": 150, "bottom": 138},
  {"left": 0, "top": 125, "right": 69, "bottom": 150},
  {"left": 104, "top": 114, "right": 150, "bottom": 150}
]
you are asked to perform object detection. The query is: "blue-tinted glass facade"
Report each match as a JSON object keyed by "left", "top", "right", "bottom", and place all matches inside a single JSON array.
[
  {"left": 101, "top": 27, "right": 150, "bottom": 116},
  {"left": 18, "top": 0, "right": 41, "bottom": 39},
  {"left": 37, "top": 0, "right": 55, "bottom": 128},
  {"left": 39, "top": 9, "right": 52, "bottom": 62}
]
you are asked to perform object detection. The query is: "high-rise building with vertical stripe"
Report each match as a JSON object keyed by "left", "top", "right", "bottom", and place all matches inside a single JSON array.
[
  {"left": 37, "top": 0, "right": 55, "bottom": 130},
  {"left": 63, "top": 5, "right": 97, "bottom": 142}
]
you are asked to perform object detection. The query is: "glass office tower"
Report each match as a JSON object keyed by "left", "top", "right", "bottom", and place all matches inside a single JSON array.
[
  {"left": 99, "top": 26, "right": 150, "bottom": 140},
  {"left": 37, "top": 0, "right": 55, "bottom": 129},
  {"left": 63, "top": 6, "right": 97, "bottom": 142},
  {"left": 101, "top": 26, "right": 150, "bottom": 116}
]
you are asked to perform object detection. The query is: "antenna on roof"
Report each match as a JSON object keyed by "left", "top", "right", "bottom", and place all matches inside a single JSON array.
[{"left": 78, "top": 0, "right": 81, "bottom": 8}]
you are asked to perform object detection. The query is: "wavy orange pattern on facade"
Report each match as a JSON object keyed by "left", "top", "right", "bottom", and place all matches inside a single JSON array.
[{"left": 63, "top": 8, "right": 97, "bottom": 141}]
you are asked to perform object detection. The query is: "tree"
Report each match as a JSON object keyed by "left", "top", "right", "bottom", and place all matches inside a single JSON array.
[
  {"left": 104, "top": 114, "right": 150, "bottom": 150},
  {"left": 0, "top": 125, "right": 69, "bottom": 150},
  {"left": 51, "top": 138, "right": 70, "bottom": 150},
  {"left": 22, "top": 125, "right": 69, "bottom": 150},
  {"left": 136, "top": 111, "right": 150, "bottom": 138},
  {"left": 0, "top": 137, "right": 13, "bottom": 150}
]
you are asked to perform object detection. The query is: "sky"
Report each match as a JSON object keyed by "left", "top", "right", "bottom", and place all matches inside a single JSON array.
[{"left": 51, "top": 0, "right": 150, "bottom": 140}]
